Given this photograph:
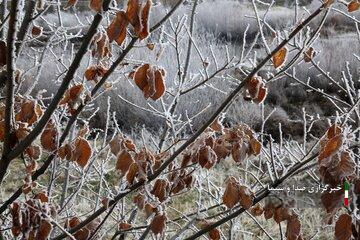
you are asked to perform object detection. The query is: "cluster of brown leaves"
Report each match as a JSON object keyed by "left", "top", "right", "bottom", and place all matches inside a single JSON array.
[
  {"left": 91, "top": 32, "right": 111, "bottom": 59},
  {"left": 133, "top": 193, "right": 157, "bottom": 217},
  {"left": 59, "top": 84, "right": 85, "bottom": 113},
  {"left": 222, "top": 176, "right": 254, "bottom": 209},
  {"left": 181, "top": 122, "right": 261, "bottom": 170},
  {"left": 110, "top": 134, "right": 167, "bottom": 185},
  {"left": 110, "top": 132, "right": 195, "bottom": 201},
  {"left": 11, "top": 193, "right": 55, "bottom": 239},
  {"left": 320, "top": 178, "right": 360, "bottom": 236},
  {"left": 132, "top": 192, "right": 168, "bottom": 234},
  {"left": 0, "top": 97, "right": 44, "bottom": 161},
  {"left": 243, "top": 76, "right": 268, "bottom": 104},
  {"left": 58, "top": 126, "right": 92, "bottom": 168},
  {"left": 85, "top": 65, "right": 108, "bottom": 82},
  {"left": 107, "top": 0, "right": 152, "bottom": 46},
  {"left": 129, "top": 63, "right": 166, "bottom": 100},
  {"left": 320, "top": 187, "right": 344, "bottom": 223},
  {"left": 64, "top": 216, "right": 100, "bottom": 240},
  {"left": 318, "top": 124, "right": 355, "bottom": 187},
  {"left": 253, "top": 201, "right": 303, "bottom": 240},
  {"left": 317, "top": 124, "right": 360, "bottom": 239},
  {"left": 324, "top": 183, "right": 360, "bottom": 239}
]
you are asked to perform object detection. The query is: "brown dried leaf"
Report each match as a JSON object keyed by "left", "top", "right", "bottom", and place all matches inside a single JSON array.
[
  {"left": 272, "top": 47, "right": 287, "bottom": 69},
  {"left": 250, "top": 203, "right": 264, "bottom": 216},
  {"left": 133, "top": 64, "right": 166, "bottom": 100},
  {"left": 264, "top": 202, "right": 275, "bottom": 220},
  {"left": 134, "top": 63, "right": 150, "bottom": 91},
  {"left": 150, "top": 214, "right": 167, "bottom": 235},
  {"left": 335, "top": 214, "right": 352, "bottom": 240},
  {"left": 35, "top": 192, "right": 49, "bottom": 203},
  {"left": 222, "top": 177, "right": 240, "bottom": 208},
  {"left": 40, "top": 121, "right": 58, "bottom": 151},
  {"left": 126, "top": 0, "right": 152, "bottom": 39},
  {"left": 116, "top": 150, "right": 134, "bottom": 175},
  {"left": 90, "top": 0, "right": 103, "bottom": 11},
  {"left": 26, "top": 160, "right": 38, "bottom": 174},
  {"left": 285, "top": 214, "right": 301, "bottom": 240},
  {"left": 198, "top": 146, "right": 217, "bottom": 169},
  {"left": 243, "top": 76, "right": 267, "bottom": 104},
  {"left": 11, "top": 202, "right": 21, "bottom": 236},
  {"left": 119, "top": 222, "right": 132, "bottom": 231},
  {"left": 239, "top": 185, "right": 254, "bottom": 209},
  {"left": 273, "top": 206, "right": 290, "bottom": 223},
  {"left": 107, "top": 11, "right": 129, "bottom": 46},
  {"left": 58, "top": 143, "right": 72, "bottom": 160},
  {"left": 231, "top": 141, "right": 248, "bottom": 163},
  {"left": 26, "top": 145, "right": 42, "bottom": 160},
  {"left": 254, "top": 85, "right": 267, "bottom": 104},
  {"left": 209, "top": 228, "right": 220, "bottom": 240},
  {"left": 85, "top": 65, "right": 108, "bottom": 81},
  {"left": 92, "top": 32, "right": 111, "bottom": 59},
  {"left": 303, "top": 47, "right": 314, "bottom": 63},
  {"left": 319, "top": 135, "right": 343, "bottom": 161},
  {"left": 36, "top": 219, "right": 53, "bottom": 240},
  {"left": 59, "top": 84, "right": 83, "bottom": 106},
  {"left": 151, "top": 69, "right": 166, "bottom": 100},
  {"left": 144, "top": 203, "right": 157, "bottom": 217},
  {"left": 329, "top": 151, "right": 355, "bottom": 180},
  {"left": 72, "top": 138, "right": 92, "bottom": 168},
  {"left": 15, "top": 100, "right": 43, "bottom": 125},
  {"left": 245, "top": 77, "right": 261, "bottom": 99},
  {"left": 151, "top": 179, "right": 169, "bottom": 202},
  {"left": 126, "top": 163, "right": 138, "bottom": 184},
  {"left": 321, "top": 189, "right": 343, "bottom": 214},
  {"left": 250, "top": 138, "right": 261, "bottom": 156},
  {"left": 138, "top": 0, "right": 151, "bottom": 39},
  {"left": 31, "top": 25, "right": 43, "bottom": 37},
  {"left": 133, "top": 193, "right": 146, "bottom": 210},
  {"left": 348, "top": 0, "right": 360, "bottom": 12}
]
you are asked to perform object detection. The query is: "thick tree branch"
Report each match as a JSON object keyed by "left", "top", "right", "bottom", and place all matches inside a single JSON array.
[
  {"left": 0, "top": 0, "right": 7, "bottom": 39},
  {"left": 0, "top": 0, "right": 19, "bottom": 180},
  {"left": 15, "top": 0, "right": 36, "bottom": 56}
]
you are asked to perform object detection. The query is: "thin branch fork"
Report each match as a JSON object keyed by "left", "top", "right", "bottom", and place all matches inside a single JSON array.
[{"left": 52, "top": 3, "right": 328, "bottom": 239}]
